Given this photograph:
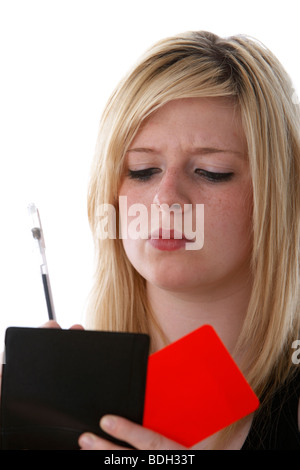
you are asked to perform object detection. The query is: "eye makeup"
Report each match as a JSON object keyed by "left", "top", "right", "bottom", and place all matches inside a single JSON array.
[
  {"left": 127, "top": 168, "right": 234, "bottom": 183},
  {"left": 127, "top": 168, "right": 161, "bottom": 182},
  {"left": 195, "top": 169, "right": 234, "bottom": 183}
]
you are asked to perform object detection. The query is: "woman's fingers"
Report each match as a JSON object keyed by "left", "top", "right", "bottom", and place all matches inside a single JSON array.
[
  {"left": 79, "top": 415, "right": 186, "bottom": 450},
  {"left": 40, "top": 320, "right": 61, "bottom": 329},
  {"left": 40, "top": 321, "right": 84, "bottom": 330},
  {"left": 78, "top": 432, "right": 132, "bottom": 450},
  {"left": 69, "top": 324, "right": 85, "bottom": 330}
]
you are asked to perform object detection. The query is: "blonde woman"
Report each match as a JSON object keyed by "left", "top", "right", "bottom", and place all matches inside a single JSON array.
[{"left": 77, "top": 31, "right": 300, "bottom": 450}]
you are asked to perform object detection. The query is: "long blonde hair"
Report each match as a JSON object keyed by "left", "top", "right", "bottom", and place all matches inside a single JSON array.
[{"left": 87, "top": 31, "right": 300, "bottom": 411}]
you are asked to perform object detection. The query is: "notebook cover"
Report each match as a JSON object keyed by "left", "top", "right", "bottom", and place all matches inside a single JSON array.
[
  {"left": 143, "top": 325, "right": 259, "bottom": 447},
  {"left": 0, "top": 327, "right": 149, "bottom": 450}
]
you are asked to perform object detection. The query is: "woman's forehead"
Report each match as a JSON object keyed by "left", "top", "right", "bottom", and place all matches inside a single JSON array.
[{"left": 129, "top": 97, "right": 246, "bottom": 155}]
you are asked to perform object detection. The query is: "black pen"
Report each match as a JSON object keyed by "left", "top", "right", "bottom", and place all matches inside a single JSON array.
[{"left": 28, "top": 203, "right": 56, "bottom": 321}]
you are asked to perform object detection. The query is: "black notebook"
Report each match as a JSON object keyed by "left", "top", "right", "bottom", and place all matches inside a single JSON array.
[{"left": 0, "top": 327, "right": 150, "bottom": 450}]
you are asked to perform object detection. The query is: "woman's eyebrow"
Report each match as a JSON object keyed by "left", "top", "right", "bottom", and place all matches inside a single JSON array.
[
  {"left": 126, "top": 147, "right": 157, "bottom": 154},
  {"left": 189, "top": 147, "right": 244, "bottom": 156},
  {"left": 126, "top": 147, "right": 244, "bottom": 156}
]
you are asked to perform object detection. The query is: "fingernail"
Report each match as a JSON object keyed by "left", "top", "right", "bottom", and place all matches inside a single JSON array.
[
  {"left": 100, "top": 415, "right": 116, "bottom": 432},
  {"left": 79, "top": 433, "right": 96, "bottom": 449}
]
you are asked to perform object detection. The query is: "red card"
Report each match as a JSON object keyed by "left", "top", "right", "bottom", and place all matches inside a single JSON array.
[{"left": 143, "top": 325, "right": 259, "bottom": 447}]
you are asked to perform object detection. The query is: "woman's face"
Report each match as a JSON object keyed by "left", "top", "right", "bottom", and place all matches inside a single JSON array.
[{"left": 118, "top": 97, "right": 253, "bottom": 296}]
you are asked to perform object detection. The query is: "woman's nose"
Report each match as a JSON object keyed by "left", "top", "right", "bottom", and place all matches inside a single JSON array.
[{"left": 153, "top": 168, "right": 190, "bottom": 209}]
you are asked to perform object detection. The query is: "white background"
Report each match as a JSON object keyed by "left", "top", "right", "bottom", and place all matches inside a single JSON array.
[{"left": 0, "top": 0, "right": 299, "bottom": 349}]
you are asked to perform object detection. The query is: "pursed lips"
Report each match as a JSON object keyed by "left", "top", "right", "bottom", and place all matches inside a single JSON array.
[{"left": 149, "top": 229, "right": 194, "bottom": 241}]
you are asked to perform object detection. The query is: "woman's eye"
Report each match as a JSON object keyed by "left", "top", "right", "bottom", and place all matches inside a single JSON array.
[
  {"left": 195, "top": 169, "right": 234, "bottom": 182},
  {"left": 127, "top": 168, "right": 234, "bottom": 183},
  {"left": 128, "top": 168, "right": 160, "bottom": 181}
]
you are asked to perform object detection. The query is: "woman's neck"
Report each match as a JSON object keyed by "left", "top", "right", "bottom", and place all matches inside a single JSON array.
[{"left": 147, "top": 278, "right": 252, "bottom": 364}]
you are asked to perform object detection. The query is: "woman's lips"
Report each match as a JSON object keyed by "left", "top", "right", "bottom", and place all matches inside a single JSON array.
[
  {"left": 148, "top": 229, "right": 191, "bottom": 251},
  {"left": 148, "top": 238, "right": 188, "bottom": 251}
]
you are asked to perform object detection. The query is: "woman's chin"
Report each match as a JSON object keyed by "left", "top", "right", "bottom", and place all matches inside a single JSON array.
[{"left": 145, "top": 268, "right": 201, "bottom": 293}]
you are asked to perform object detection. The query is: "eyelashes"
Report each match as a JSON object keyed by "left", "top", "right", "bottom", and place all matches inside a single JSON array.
[
  {"left": 128, "top": 168, "right": 160, "bottom": 182},
  {"left": 195, "top": 169, "right": 234, "bottom": 182},
  {"left": 127, "top": 168, "right": 234, "bottom": 183}
]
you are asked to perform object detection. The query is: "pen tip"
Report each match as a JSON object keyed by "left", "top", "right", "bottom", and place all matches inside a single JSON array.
[{"left": 28, "top": 203, "right": 37, "bottom": 215}]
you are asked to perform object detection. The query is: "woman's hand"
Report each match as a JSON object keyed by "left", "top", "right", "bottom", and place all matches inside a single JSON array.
[
  {"left": 41, "top": 320, "right": 84, "bottom": 330},
  {"left": 78, "top": 415, "right": 186, "bottom": 450}
]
